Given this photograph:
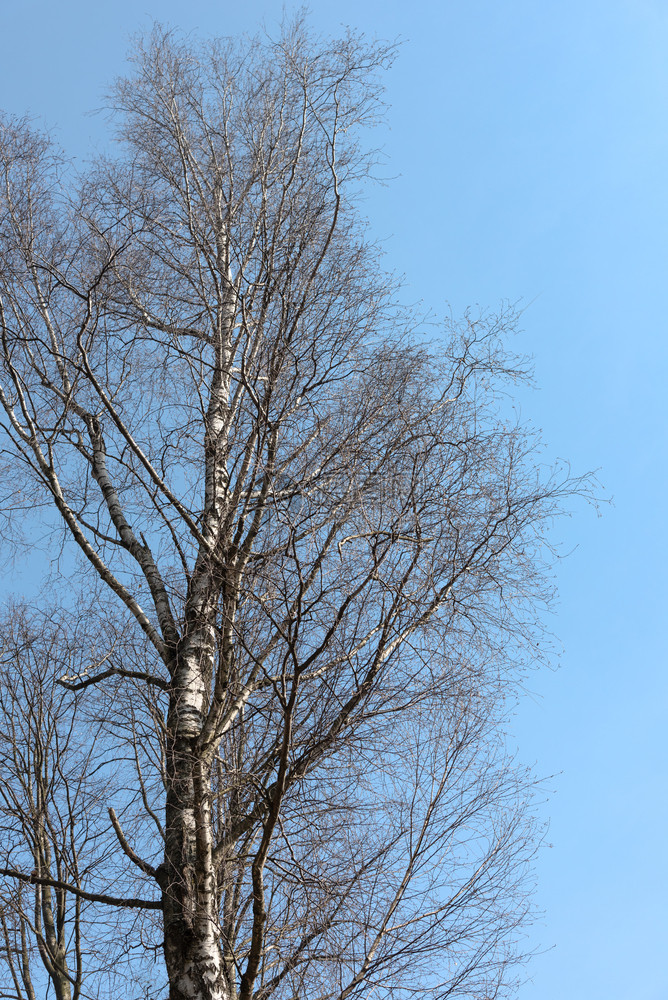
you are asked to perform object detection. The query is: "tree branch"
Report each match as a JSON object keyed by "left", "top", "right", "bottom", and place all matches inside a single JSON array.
[
  {"left": 108, "top": 807, "right": 158, "bottom": 878},
  {"left": 59, "top": 666, "right": 168, "bottom": 692},
  {"left": 0, "top": 869, "right": 161, "bottom": 910}
]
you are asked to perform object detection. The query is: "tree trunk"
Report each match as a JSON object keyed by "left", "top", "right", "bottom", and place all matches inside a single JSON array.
[
  {"left": 162, "top": 742, "right": 229, "bottom": 999},
  {"left": 163, "top": 635, "right": 229, "bottom": 1000},
  {"left": 163, "top": 885, "right": 228, "bottom": 1000}
]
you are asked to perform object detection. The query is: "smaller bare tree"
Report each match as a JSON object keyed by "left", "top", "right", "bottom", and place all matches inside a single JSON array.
[{"left": 0, "top": 604, "right": 163, "bottom": 1000}]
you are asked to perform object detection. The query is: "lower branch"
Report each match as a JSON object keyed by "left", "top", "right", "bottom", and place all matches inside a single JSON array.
[{"left": 0, "top": 868, "right": 162, "bottom": 910}]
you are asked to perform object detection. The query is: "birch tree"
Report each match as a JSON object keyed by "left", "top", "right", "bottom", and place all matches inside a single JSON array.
[{"left": 0, "top": 20, "right": 582, "bottom": 1000}]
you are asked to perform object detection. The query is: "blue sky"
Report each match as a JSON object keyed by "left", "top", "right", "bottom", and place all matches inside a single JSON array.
[{"left": 1, "top": 2, "right": 667, "bottom": 998}]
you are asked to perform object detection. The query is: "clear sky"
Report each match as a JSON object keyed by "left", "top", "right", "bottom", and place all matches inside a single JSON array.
[{"left": 1, "top": 2, "right": 667, "bottom": 998}]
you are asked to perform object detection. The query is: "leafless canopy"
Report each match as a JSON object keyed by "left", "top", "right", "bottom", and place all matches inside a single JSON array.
[{"left": 0, "top": 19, "right": 583, "bottom": 1000}]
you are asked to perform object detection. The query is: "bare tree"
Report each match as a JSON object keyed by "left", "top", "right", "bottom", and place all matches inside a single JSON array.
[
  {"left": 0, "top": 604, "right": 127, "bottom": 1000},
  {"left": 0, "top": 19, "right": 584, "bottom": 1000}
]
